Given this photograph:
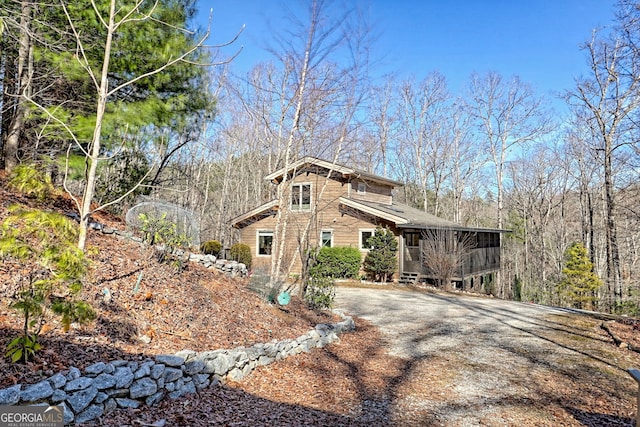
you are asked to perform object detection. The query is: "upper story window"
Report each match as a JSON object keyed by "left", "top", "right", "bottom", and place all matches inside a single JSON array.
[
  {"left": 357, "top": 182, "right": 366, "bottom": 194},
  {"left": 291, "top": 183, "right": 311, "bottom": 211}
]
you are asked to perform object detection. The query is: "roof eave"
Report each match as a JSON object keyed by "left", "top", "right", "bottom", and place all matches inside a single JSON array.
[
  {"left": 339, "top": 197, "right": 409, "bottom": 225},
  {"left": 264, "top": 156, "right": 403, "bottom": 187},
  {"left": 230, "top": 200, "right": 279, "bottom": 228}
]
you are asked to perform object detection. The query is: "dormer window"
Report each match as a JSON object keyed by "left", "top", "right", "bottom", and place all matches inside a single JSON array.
[
  {"left": 357, "top": 182, "right": 366, "bottom": 194},
  {"left": 291, "top": 183, "right": 311, "bottom": 211}
]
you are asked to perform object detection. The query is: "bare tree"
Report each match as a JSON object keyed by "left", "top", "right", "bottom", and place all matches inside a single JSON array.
[
  {"left": 421, "top": 228, "right": 475, "bottom": 290},
  {"left": 220, "top": 0, "right": 373, "bottom": 288},
  {"left": 395, "top": 72, "right": 452, "bottom": 215},
  {"left": 505, "top": 142, "right": 571, "bottom": 303},
  {"left": 567, "top": 28, "right": 640, "bottom": 308},
  {"left": 464, "top": 72, "right": 551, "bottom": 230}
]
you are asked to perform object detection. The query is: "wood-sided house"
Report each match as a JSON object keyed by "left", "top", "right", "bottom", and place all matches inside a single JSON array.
[{"left": 230, "top": 157, "right": 504, "bottom": 287}]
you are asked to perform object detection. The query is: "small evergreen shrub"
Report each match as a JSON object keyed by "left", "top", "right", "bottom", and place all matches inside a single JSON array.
[
  {"left": 200, "top": 240, "right": 222, "bottom": 256},
  {"left": 363, "top": 226, "right": 398, "bottom": 282},
  {"left": 0, "top": 206, "right": 94, "bottom": 363},
  {"left": 304, "top": 276, "right": 336, "bottom": 310},
  {"left": 230, "top": 243, "right": 252, "bottom": 269},
  {"left": 309, "top": 246, "right": 361, "bottom": 279},
  {"left": 8, "top": 163, "right": 54, "bottom": 201},
  {"left": 557, "top": 242, "right": 602, "bottom": 309}
]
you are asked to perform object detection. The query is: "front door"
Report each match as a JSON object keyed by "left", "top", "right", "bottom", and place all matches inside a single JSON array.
[{"left": 402, "top": 231, "right": 421, "bottom": 273}]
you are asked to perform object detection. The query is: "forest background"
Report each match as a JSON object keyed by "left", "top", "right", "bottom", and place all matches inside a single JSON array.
[{"left": 1, "top": 0, "right": 640, "bottom": 314}]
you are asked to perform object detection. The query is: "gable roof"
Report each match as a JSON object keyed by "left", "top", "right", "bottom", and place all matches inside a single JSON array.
[
  {"left": 231, "top": 195, "right": 505, "bottom": 233},
  {"left": 339, "top": 198, "right": 506, "bottom": 233},
  {"left": 264, "top": 156, "right": 403, "bottom": 187},
  {"left": 230, "top": 200, "right": 279, "bottom": 229}
]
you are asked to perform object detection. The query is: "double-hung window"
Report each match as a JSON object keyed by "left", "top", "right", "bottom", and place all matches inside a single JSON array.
[
  {"left": 359, "top": 229, "right": 375, "bottom": 250},
  {"left": 291, "top": 183, "right": 311, "bottom": 211},
  {"left": 320, "top": 230, "right": 333, "bottom": 248},
  {"left": 258, "top": 231, "right": 273, "bottom": 255}
]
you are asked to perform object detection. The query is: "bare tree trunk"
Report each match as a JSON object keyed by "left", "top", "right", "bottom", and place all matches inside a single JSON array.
[
  {"left": 3, "top": 0, "right": 32, "bottom": 173},
  {"left": 604, "top": 136, "right": 622, "bottom": 303},
  {"left": 77, "top": 0, "right": 116, "bottom": 250}
]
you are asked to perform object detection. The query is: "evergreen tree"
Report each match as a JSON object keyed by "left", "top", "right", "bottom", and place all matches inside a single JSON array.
[
  {"left": 557, "top": 242, "right": 603, "bottom": 309},
  {"left": 363, "top": 226, "right": 398, "bottom": 283},
  {"left": 0, "top": 0, "right": 214, "bottom": 173}
]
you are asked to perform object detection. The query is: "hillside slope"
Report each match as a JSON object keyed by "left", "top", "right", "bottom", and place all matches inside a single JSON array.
[{"left": 0, "top": 177, "right": 335, "bottom": 389}]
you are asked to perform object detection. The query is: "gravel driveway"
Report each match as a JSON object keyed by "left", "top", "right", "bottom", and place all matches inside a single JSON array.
[{"left": 334, "top": 286, "right": 639, "bottom": 426}]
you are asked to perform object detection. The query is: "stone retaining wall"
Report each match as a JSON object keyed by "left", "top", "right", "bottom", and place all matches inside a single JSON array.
[
  {"left": 0, "top": 315, "right": 354, "bottom": 425},
  {"left": 97, "top": 226, "right": 248, "bottom": 277}
]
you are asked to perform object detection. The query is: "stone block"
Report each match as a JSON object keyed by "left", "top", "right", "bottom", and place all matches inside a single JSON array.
[
  {"left": 146, "top": 391, "right": 164, "bottom": 406},
  {"left": 164, "top": 367, "right": 183, "bottom": 383},
  {"left": 84, "top": 362, "right": 107, "bottom": 376},
  {"left": 48, "top": 373, "right": 67, "bottom": 389},
  {"left": 0, "top": 385, "right": 21, "bottom": 405},
  {"left": 156, "top": 355, "right": 184, "bottom": 367},
  {"left": 75, "top": 404, "right": 104, "bottom": 424},
  {"left": 93, "top": 373, "right": 117, "bottom": 390},
  {"left": 114, "top": 366, "right": 134, "bottom": 388},
  {"left": 20, "top": 380, "right": 54, "bottom": 402},
  {"left": 130, "top": 378, "right": 158, "bottom": 399},
  {"left": 67, "top": 385, "right": 98, "bottom": 413},
  {"left": 64, "top": 377, "right": 94, "bottom": 392},
  {"left": 116, "top": 398, "right": 141, "bottom": 409}
]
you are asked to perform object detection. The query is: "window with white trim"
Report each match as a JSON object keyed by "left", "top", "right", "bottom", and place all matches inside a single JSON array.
[
  {"left": 291, "top": 183, "right": 311, "bottom": 211},
  {"left": 320, "top": 230, "right": 333, "bottom": 248},
  {"left": 357, "top": 182, "right": 366, "bottom": 194},
  {"left": 359, "top": 229, "right": 375, "bottom": 250},
  {"left": 257, "top": 231, "right": 274, "bottom": 255}
]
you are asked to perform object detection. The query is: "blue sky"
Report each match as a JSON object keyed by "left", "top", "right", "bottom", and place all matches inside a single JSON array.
[{"left": 196, "top": 0, "right": 615, "bottom": 99}]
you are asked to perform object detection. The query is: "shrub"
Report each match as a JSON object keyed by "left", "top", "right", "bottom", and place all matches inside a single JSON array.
[
  {"left": 138, "top": 213, "right": 190, "bottom": 272},
  {"left": 309, "top": 246, "right": 361, "bottom": 279},
  {"left": 0, "top": 206, "right": 94, "bottom": 363},
  {"left": 557, "top": 242, "right": 602, "bottom": 310},
  {"left": 8, "top": 163, "right": 54, "bottom": 201},
  {"left": 362, "top": 226, "right": 398, "bottom": 282},
  {"left": 230, "top": 243, "right": 252, "bottom": 269},
  {"left": 304, "top": 276, "right": 336, "bottom": 310},
  {"left": 200, "top": 240, "right": 222, "bottom": 256}
]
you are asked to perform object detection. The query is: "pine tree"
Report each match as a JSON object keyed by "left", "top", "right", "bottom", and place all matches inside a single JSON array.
[
  {"left": 363, "top": 226, "right": 398, "bottom": 283},
  {"left": 558, "top": 242, "right": 603, "bottom": 310}
]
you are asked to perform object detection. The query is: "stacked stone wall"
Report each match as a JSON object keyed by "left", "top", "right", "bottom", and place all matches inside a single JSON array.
[{"left": 0, "top": 315, "right": 354, "bottom": 425}]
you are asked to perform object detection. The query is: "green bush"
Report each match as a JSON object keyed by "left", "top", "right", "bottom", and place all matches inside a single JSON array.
[
  {"left": 304, "top": 276, "right": 336, "bottom": 310},
  {"left": 200, "top": 240, "right": 222, "bottom": 256},
  {"left": 230, "top": 243, "right": 252, "bottom": 269},
  {"left": 0, "top": 206, "right": 94, "bottom": 363},
  {"left": 138, "top": 213, "right": 190, "bottom": 272},
  {"left": 8, "top": 163, "right": 54, "bottom": 201},
  {"left": 362, "top": 226, "right": 398, "bottom": 283},
  {"left": 309, "top": 246, "right": 361, "bottom": 279}
]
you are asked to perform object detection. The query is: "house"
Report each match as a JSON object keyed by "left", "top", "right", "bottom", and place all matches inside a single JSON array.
[{"left": 230, "top": 156, "right": 504, "bottom": 287}]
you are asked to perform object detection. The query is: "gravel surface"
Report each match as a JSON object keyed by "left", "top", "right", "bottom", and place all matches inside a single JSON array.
[{"left": 334, "top": 286, "right": 639, "bottom": 426}]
